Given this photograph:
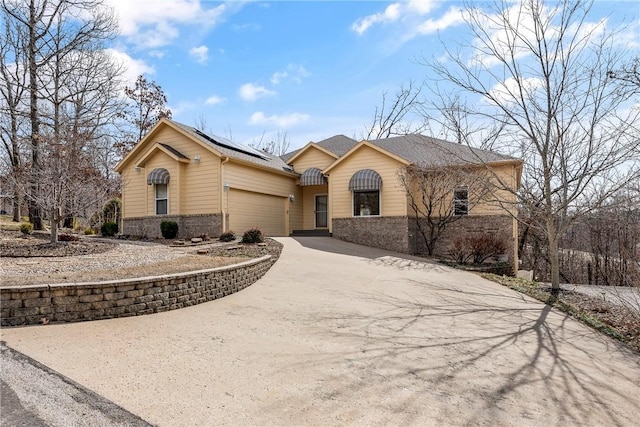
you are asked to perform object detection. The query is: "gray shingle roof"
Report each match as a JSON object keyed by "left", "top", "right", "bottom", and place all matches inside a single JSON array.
[
  {"left": 281, "top": 134, "right": 358, "bottom": 162},
  {"left": 170, "top": 120, "right": 296, "bottom": 175},
  {"left": 159, "top": 143, "right": 189, "bottom": 159},
  {"left": 369, "top": 134, "right": 518, "bottom": 168}
]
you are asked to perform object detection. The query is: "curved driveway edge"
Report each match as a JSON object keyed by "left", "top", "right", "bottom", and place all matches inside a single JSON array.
[
  {"left": 0, "top": 341, "right": 152, "bottom": 427},
  {"left": 1, "top": 237, "right": 639, "bottom": 426}
]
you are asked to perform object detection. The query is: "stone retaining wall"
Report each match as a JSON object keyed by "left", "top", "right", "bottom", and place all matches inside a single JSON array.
[{"left": 1, "top": 255, "right": 273, "bottom": 327}]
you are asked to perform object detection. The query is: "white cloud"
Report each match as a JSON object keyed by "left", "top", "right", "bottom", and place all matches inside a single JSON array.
[
  {"left": 105, "top": 48, "right": 154, "bottom": 83},
  {"left": 168, "top": 101, "right": 196, "bottom": 116},
  {"left": 271, "top": 64, "right": 310, "bottom": 85},
  {"left": 205, "top": 95, "right": 226, "bottom": 105},
  {"left": 351, "top": 0, "right": 463, "bottom": 44},
  {"left": 414, "top": 6, "right": 464, "bottom": 36},
  {"left": 189, "top": 45, "right": 209, "bottom": 63},
  {"left": 352, "top": 3, "right": 401, "bottom": 35},
  {"left": 148, "top": 50, "right": 167, "bottom": 59},
  {"left": 238, "top": 83, "right": 276, "bottom": 101},
  {"left": 249, "top": 112, "right": 309, "bottom": 128},
  {"left": 107, "top": 0, "right": 227, "bottom": 48},
  {"left": 488, "top": 77, "right": 543, "bottom": 106}
]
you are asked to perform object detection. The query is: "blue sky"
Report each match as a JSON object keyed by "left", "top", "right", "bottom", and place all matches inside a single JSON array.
[{"left": 106, "top": 0, "right": 639, "bottom": 150}]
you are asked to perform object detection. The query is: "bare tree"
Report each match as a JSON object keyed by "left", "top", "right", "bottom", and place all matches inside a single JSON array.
[
  {"left": 250, "top": 129, "right": 291, "bottom": 156},
  {"left": 119, "top": 75, "right": 172, "bottom": 153},
  {"left": 0, "top": 9, "right": 28, "bottom": 221},
  {"left": 1, "top": 0, "right": 117, "bottom": 229},
  {"left": 426, "top": 0, "right": 640, "bottom": 289},
  {"left": 364, "top": 80, "right": 427, "bottom": 139},
  {"left": 193, "top": 113, "right": 210, "bottom": 133},
  {"left": 399, "top": 164, "right": 493, "bottom": 256}
]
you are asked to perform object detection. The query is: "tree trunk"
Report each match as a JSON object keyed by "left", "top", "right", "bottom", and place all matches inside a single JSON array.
[
  {"left": 28, "top": 0, "right": 42, "bottom": 230},
  {"left": 547, "top": 220, "right": 560, "bottom": 290},
  {"left": 12, "top": 192, "right": 21, "bottom": 222},
  {"left": 50, "top": 208, "right": 59, "bottom": 243}
]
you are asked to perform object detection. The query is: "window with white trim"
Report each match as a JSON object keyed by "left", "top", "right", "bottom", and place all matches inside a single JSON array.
[
  {"left": 155, "top": 184, "right": 168, "bottom": 215},
  {"left": 453, "top": 187, "right": 469, "bottom": 216},
  {"left": 353, "top": 190, "right": 380, "bottom": 216}
]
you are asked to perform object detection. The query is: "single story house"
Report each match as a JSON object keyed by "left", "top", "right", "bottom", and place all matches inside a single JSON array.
[{"left": 115, "top": 119, "right": 522, "bottom": 268}]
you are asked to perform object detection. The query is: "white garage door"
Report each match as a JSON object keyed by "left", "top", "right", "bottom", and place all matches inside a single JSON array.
[{"left": 228, "top": 189, "right": 287, "bottom": 236}]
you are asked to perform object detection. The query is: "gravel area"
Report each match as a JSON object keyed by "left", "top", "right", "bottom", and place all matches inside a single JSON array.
[
  {"left": 0, "top": 341, "right": 151, "bottom": 427},
  {"left": 0, "top": 231, "right": 279, "bottom": 287}
]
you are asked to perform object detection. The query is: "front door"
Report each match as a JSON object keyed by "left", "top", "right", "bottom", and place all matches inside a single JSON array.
[{"left": 315, "top": 195, "right": 328, "bottom": 228}]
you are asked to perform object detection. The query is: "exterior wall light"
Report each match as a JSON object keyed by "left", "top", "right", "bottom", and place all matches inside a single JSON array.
[
  {"left": 193, "top": 155, "right": 201, "bottom": 163},
  {"left": 289, "top": 194, "right": 295, "bottom": 202},
  {"left": 223, "top": 182, "right": 230, "bottom": 191}
]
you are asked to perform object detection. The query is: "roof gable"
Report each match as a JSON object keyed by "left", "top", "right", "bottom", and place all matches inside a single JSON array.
[
  {"left": 323, "top": 140, "right": 410, "bottom": 173},
  {"left": 286, "top": 142, "right": 338, "bottom": 165},
  {"left": 281, "top": 134, "right": 357, "bottom": 162}
]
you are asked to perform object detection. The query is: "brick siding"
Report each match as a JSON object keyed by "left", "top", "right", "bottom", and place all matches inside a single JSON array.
[{"left": 122, "top": 213, "right": 224, "bottom": 239}]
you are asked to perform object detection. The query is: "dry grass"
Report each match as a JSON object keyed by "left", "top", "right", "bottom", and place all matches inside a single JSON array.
[{"left": 483, "top": 274, "right": 640, "bottom": 353}]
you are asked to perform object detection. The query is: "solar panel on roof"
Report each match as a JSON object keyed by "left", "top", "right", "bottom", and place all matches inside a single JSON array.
[{"left": 194, "top": 129, "right": 269, "bottom": 160}]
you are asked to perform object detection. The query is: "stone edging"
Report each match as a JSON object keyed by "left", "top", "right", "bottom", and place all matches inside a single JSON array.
[{"left": 0, "top": 255, "right": 274, "bottom": 327}]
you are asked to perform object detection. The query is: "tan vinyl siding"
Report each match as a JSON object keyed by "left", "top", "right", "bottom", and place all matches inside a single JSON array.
[
  {"left": 406, "top": 163, "right": 519, "bottom": 218},
  {"left": 289, "top": 187, "right": 303, "bottom": 232},
  {"left": 302, "top": 185, "right": 328, "bottom": 229},
  {"left": 180, "top": 154, "right": 220, "bottom": 215},
  {"left": 121, "top": 168, "right": 147, "bottom": 218},
  {"left": 290, "top": 147, "right": 336, "bottom": 173},
  {"left": 122, "top": 126, "right": 222, "bottom": 218},
  {"left": 328, "top": 146, "right": 408, "bottom": 224},
  {"left": 224, "top": 161, "right": 297, "bottom": 197}
]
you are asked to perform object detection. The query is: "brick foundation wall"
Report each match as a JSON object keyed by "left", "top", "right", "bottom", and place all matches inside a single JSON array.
[
  {"left": 332, "top": 216, "right": 411, "bottom": 254},
  {"left": 1, "top": 255, "right": 274, "bottom": 327},
  {"left": 409, "top": 214, "right": 515, "bottom": 262},
  {"left": 122, "top": 213, "right": 223, "bottom": 239}
]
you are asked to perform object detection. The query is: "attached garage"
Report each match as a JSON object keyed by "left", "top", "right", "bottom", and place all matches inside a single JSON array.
[{"left": 228, "top": 189, "right": 287, "bottom": 236}]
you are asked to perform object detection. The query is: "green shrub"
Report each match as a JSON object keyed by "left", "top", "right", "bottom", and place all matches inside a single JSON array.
[
  {"left": 100, "top": 221, "right": 118, "bottom": 237},
  {"left": 219, "top": 231, "right": 236, "bottom": 242},
  {"left": 84, "top": 227, "right": 95, "bottom": 235},
  {"left": 58, "top": 233, "right": 79, "bottom": 242},
  {"left": 160, "top": 220, "right": 179, "bottom": 239},
  {"left": 19, "top": 222, "right": 33, "bottom": 235},
  {"left": 241, "top": 227, "right": 264, "bottom": 244}
]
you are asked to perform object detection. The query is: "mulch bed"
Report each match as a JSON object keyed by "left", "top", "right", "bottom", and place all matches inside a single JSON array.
[{"left": 0, "top": 231, "right": 114, "bottom": 258}]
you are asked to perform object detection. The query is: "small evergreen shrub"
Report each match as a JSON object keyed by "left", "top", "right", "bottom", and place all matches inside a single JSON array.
[
  {"left": 101, "top": 221, "right": 119, "bottom": 237},
  {"left": 219, "top": 231, "right": 236, "bottom": 242},
  {"left": 84, "top": 227, "right": 96, "bottom": 235},
  {"left": 19, "top": 223, "right": 33, "bottom": 235},
  {"left": 160, "top": 220, "right": 179, "bottom": 239},
  {"left": 58, "top": 233, "right": 79, "bottom": 242},
  {"left": 241, "top": 227, "right": 264, "bottom": 244}
]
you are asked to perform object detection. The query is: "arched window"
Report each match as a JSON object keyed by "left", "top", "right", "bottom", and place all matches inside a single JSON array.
[
  {"left": 349, "top": 169, "right": 382, "bottom": 216},
  {"left": 147, "top": 168, "right": 170, "bottom": 215}
]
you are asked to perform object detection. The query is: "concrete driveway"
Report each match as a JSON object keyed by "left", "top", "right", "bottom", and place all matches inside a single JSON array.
[{"left": 1, "top": 237, "right": 639, "bottom": 426}]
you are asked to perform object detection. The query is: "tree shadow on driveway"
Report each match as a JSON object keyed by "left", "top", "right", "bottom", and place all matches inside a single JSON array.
[{"left": 283, "top": 279, "right": 639, "bottom": 426}]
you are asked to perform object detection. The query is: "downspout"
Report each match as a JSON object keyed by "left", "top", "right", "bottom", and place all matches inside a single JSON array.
[{"left": 220, "top": 156, "right": 230, "bottom": 233}]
